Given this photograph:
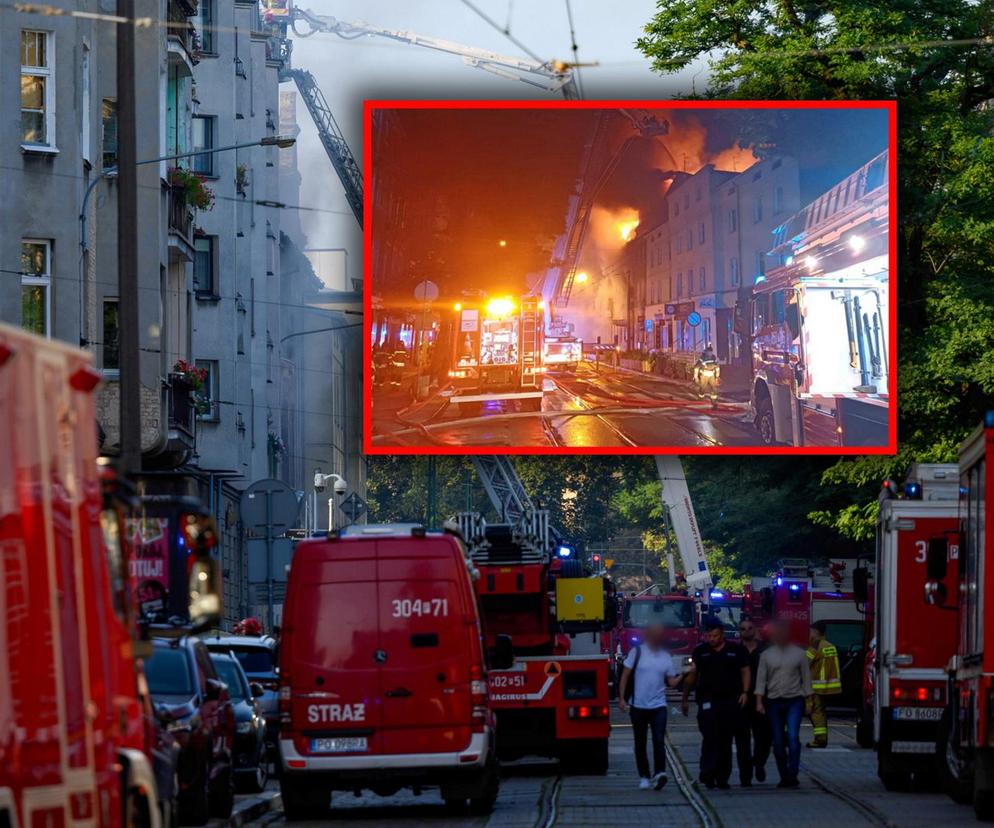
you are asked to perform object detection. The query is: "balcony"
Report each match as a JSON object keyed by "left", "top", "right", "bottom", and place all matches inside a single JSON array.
[
  {"left": 167, "top": 184, "right": 195, "bottom": 262},
  {"left": 166, "top": 373, "right": 197, "bottom": 449},
  {"left": 167, "top": 0, "right": 199, "bottom": 74}
]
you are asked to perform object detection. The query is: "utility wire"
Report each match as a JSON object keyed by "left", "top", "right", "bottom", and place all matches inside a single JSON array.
[
  {"left": 563, "top": 0, "right": 584, "bottom": 99},
  {"left": 457, "top": 0, "right": 544, "bottom": 62}
]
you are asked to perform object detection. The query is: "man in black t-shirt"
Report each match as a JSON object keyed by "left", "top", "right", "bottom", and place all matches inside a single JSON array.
[{"left": 681, "top": 616, "right": 751, "bottom": 788}]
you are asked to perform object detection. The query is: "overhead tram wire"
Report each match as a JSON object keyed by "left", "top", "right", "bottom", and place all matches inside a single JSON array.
[
  {"left": 563, "top": 0, "right": 584, "bottom": 99},
  {"left": 458, "top": 0, "right": 544, "bottom": 62}
]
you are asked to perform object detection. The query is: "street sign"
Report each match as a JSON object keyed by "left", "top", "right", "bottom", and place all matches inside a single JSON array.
[
  {"left": 414, "top": 280, "right": 439, "bottom": 303},
  {"left": 664, "top": 301, "right": 695, "bottom": 318},
  {"left": 340, "top": 492, "right": 367, "bottom": 524},
  {"left": 687, "top": 311, "right": 702, "bottom": 327},
  {"left": 605, "top": 558, "right": 615, "bottom": 569}
]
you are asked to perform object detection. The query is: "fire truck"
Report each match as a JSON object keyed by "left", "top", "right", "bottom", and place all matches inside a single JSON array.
[
  {"left": 864, "top": 463, "right": 960, "bottom": 791},
  {"left": 613, "top": 587, "right": 700, "bottom": 677},
  {"left": 0, "top": 324, "right": 222, "bottom": 827},
  {"left": 454, "top": 510, "right": 614, "bottom": 774},
  {"left": 767, "top": 557, "right": 869, "bottom": 708},
  {"left": 923, "top": 412, "right": 994, "bottom": 819},
  {"left": 740, "top": 149, "right": 890, "bottom": 447},
  {"left": 704, "top": 589, "right": 747, "bottom": 638},
  {"left": 542, "top": 335, "right": 582, "bottom": 371},
  {"left": 447, "top": 295, "right": 545, "bottom": 411}
]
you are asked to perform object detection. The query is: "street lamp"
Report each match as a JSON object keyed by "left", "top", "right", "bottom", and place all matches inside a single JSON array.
[
  {"left": 314, "top": 470, "right": 348, "bottom": 532},
  {"left": 79, "top": 135, "right": 297, "bottom": 248}
]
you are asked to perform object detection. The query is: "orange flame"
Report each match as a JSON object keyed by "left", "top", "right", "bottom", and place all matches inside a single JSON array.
[{"left": 618, "top": 218, "right": 639, "bottom": 242}]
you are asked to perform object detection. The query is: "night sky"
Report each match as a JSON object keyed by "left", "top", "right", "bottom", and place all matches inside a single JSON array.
[{"left": 372, "top": 107, "right": 889, "bottom": 298}]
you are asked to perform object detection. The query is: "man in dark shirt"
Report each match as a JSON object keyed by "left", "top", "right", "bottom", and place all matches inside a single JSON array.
[
  {"left": 681, "top": 615, "right": 751, "bottom": 789},
  {"left": 735, "top": 617, "right": 771, "bottom": 785}
]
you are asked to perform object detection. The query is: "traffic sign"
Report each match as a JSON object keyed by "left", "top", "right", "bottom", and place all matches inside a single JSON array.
[
  {"left": 665, "top": 301, "right": 695, "bottom": 319},
  {"left": 414, "top": 280, "right": 439, "bottom": 303},
  {"left": 340, "top": 492, "right": 367, "bottom": 525},
  {"left": 687, "top": 311, "right": 702, "bottom": 327}
]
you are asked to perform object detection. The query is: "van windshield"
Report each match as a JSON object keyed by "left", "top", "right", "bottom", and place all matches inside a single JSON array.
[
  {"left": 624, "top": 599, "right": 695, "bottom": 629},
  {"left": 145, "top": 648, "right": 193, "bottom": 695}
]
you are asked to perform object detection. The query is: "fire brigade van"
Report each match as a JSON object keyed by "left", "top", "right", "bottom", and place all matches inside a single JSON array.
[
  {"left": 0, "top": 324, "right": 222, "bottom": 828},
  {"left": 277, "top": 524, "right": 498, "bottom": 820},
  {"left": 740, "top": 150, "right": 890, "bottom": 447},
  {"left": 447, "top": 295, "right": 545, "bottom": 411},
  {"left": 868, "top": 464, "right": 959, "bottom": 790},
  {"left": 543, "top": 335, "right": 582, "bottom": 371},
  {"left": 923, "top": 413, "right": 994, "bottom": 819}
]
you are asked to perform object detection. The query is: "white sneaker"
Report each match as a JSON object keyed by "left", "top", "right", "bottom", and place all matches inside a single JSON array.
[{"left": 639, "top": 778, "right": 652, "bottom": 790}]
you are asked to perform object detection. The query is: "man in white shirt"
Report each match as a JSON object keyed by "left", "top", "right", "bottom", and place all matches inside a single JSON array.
[{"left": 618, "top": 623, "right": 683, "bottom": 790}]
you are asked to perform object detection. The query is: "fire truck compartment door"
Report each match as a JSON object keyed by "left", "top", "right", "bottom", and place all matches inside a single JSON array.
[{"left": 555, "top": 579, "right": 604, "bottom": 622}]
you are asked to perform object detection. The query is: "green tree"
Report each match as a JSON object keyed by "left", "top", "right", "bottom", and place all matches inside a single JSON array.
[{"left": 638, "top": 1, "right": 994, "bottom": 533}]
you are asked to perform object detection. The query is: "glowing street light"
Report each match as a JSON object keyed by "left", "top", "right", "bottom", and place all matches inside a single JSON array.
[
  {"left": 486, "top": 297, "right": 516, "bottom": 317},
  {"left": 453, "top": 302, "right": 462, "bottom": 312},
  {"left": 848, "top": 235, "right": 866, "bottom": 254},
  {"left": 498, "top": 239, "right": 507, "bottom": 247},
  {"left": 575, "top": 271, "right": 589, "bottom": 284}
]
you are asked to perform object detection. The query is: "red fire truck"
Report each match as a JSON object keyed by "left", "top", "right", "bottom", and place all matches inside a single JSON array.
[
  {"left": 867, "top": 464, "right": 960, "bottom": 790},
  {"left": 455, "top": 511, "right": 614, "bottom": 774},
  {"left": 924, "top": 413, "right": 994, "bottom": 819},
  {"left": 0, "top": 324, "right": 223, "bottom": 827},
  {"left": 741, "top": 150, "right": 890, "bottom": 447},
  {"left": 704, "top": 589, "right": 747, "bottom": 639},
  {"left": 447, "top": 295, "right": 545, "bottom": 411},
  {"left": 612, "top": 588, "right": 700, "bottom": 679}
]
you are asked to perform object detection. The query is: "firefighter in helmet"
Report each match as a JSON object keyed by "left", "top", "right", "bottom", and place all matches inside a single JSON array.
[{"left": 806, "top": 620, "right": 842, "bottom": 747}]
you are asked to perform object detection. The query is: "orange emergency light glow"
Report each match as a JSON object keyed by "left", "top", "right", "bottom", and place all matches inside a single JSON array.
[{"left": 486, "top": 297, "right": 516, "bottom": 317}]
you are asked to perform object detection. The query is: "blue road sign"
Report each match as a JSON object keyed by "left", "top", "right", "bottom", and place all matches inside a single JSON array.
[{"left": 687, "top": 311, "right": 702, "bottom": 327}]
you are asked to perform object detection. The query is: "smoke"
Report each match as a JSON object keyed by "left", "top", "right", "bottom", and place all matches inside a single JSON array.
[{"left": 650, "top": 114, "right": 759, "bottom": 175}]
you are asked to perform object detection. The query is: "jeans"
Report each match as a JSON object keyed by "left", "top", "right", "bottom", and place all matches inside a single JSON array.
[
  {"left": 734, "top": 703, "right": 772, "bottom": 783},
  {"left": 697, "top": 699, "right": 740, "bottom": 785},
  {"left": 630, "top": 706, "right": 668, "bottom": 778},
  {"left": 766, "top": 696, "right": 804, "bottom": 781}
]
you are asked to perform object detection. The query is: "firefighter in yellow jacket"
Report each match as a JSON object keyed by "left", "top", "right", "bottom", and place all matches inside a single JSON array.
[{"left": 806, "top": 621, "right": 842, "bottom": 747}]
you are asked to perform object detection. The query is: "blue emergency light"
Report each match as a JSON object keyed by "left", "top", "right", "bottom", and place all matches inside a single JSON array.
[
  {"left": 776, "top": 577, "right": 783, "bottom": 586},
  {"left": 557, "top": 545, "right": 574, "bottom": 559},
  {"left": 985, "top": 410, "right": 994, "bottom": 428},
  {"left": 904, "top": 481, "right": 923, "bottom": 500},
  {"left": 788, "top": 583, "right": 801, "bottom": 593},
  {"left": 709, "top": 590, "right": 724, "bottom": 600}
]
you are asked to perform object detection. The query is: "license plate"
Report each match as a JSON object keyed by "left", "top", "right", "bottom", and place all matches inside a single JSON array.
[
  {"left": 310, "top": 736, "right": 368, "bottom": 753},
  {"left": 893, "top": 706, "right": 942, "bottom": 721}
]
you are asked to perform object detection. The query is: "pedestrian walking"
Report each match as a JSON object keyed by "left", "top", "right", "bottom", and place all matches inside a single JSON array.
[
  {"left": 755, "top": 619, "right": 814, "bottom": 788},
  {"left": 617, "top": 622, "right": 683, "bottom": 790},
  {"left": 681, "top": 616, "right": 750, "bottom": 789},
  {"left": 735, "top": 617, "right": 772, "bottom": 785},
  {"left": 806, "top": 620, "right": 842, "bottom": 747}
]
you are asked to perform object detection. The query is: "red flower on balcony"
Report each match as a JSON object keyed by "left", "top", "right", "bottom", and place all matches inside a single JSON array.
[{"left": 167, "top": 166, "right": 215, "bottom": 211}]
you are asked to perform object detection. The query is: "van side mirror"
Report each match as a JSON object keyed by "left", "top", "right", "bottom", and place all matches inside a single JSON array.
[
  {"left": 250, "top": 682, "right": 265, "bottom": 698},
  {"left": 926, "top": 537, "right": 949, "bottom": 582},
  {"left": 491, "top": 634, "right": 514, "bottom": 670},
  {"left": 852, "top": 567, "right": 870, "bottom": 604}
]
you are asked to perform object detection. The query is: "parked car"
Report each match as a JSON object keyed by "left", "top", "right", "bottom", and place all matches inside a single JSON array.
[
  {"left": 210, "top": 651, "right": 269, "bottom": 792},
  {"left": 204, "top": 634, "right": 280, "bottom": 764},
  {"left": 145, "top": 637, "right": 235, "bottom": 825},
  {"left": 278, "top": 524, "right": 498, "bottom": 821}
]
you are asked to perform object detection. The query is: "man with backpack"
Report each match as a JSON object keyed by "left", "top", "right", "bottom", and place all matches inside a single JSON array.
[{"left": 617, "top": 623, "right": 684, "bottom": 790}]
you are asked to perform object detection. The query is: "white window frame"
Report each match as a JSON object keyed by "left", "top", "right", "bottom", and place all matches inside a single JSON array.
[
  {"left": 81, "top": 42, "right": 91, "bottom": 164},
  {"left": 195, "top": 359, "right": 220, "bottom": 422},
  {"left": 20, "top": 30, "right": 57, "bottom": 152},
  {"left": 21, "top": 239, "right": 52, "bottom": 337}
]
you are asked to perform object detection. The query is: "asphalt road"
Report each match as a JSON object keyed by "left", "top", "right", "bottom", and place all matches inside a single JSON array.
[
  {"left": 254, "top": 705, "right": 978, "bottom": 827},
  {"left": 370, "top": 361, "right": 762, "bottom": 449}
]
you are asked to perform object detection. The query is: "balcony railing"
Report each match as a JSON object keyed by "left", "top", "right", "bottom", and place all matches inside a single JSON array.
[
  {"left": 168, "top": 373, "right": 196, "bottom": 438},
  {"left": 168, "top": 185, "right": 193, "bottom": 242}
]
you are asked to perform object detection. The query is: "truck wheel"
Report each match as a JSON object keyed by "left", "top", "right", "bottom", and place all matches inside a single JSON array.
[
  {"left": 755, "top": 396, "right": 776, "bottom": 445},
  {"left": 281, "top": 776, "right": 329, "bottom": 821},
  {"left": 208, "top": 765, "right": 234, "bottom": 819},
  {"left": 855, "top": 705, "right": 873, "bottom": 749},
  {"left": 877, "top": 754, "right": 910, "bottom": 791},
  {"left": 976, "top": 787, "right": 994, "bottom": 821},
  {"left": 937, "top": 705, "right": 973, "bottom": 805}
]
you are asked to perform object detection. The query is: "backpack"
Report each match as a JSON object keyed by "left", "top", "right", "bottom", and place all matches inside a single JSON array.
[{"left": 623, "top": 645, "right": 642, "bottom": 703}]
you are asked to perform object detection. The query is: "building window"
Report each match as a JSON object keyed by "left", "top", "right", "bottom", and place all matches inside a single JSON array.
[
  {"left": 774, "top": 185, "right": 785, "bottom": 215},
  {"left": 752, "top": 196, "right": 763, "bottom": 223},
  {"left": 673, "top": 201, "right": 680, "bottom": 217},
  {"left": 699, "top": 222, "right": 706, "bottom": 244},
  {"left": 729, "top": 208, "right": 737, "bottom": 233},
  {"left": 20, "top": 30, "right": 54, "bottom": 147},
  {"left": 193, "top": 235, "right": 217, "bottom": 295},
  {"left": 699, "top": 267, "right": 706, "bottom": 291},
  {"left": 20, "top": 240, "right": 51, "bottom": 336},
  {"left": 676, "top": 236, "right": 682, "bottom": 254},
  {"left": 192, "top": 115, "right": 216, "bottom": 176},
  {"left": 197, "top": 0, "right": 215, "bottom": 54},
  {"left": 195, "top": 359, "right": 219, "bottom": 421},
  {"left": 730, "top": 257, "right": 740, "bottom": 286},
  {"left": 101, "top": 99, "right": 118, "bottom": 168},
  {"left": 687, "top": 229, "right": 693, "bottom": 251},
  {"left": 755, "top": 250, "right": 767, "bottom": 277},
  {"left": 676, "top": 272, "right": 683, "bottom": 298},
  {"left": 102, "top": 299, "right": 120, "bottom": 370}
]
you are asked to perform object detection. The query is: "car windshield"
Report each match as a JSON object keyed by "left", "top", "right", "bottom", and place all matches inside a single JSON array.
[
  {"left": 707, "top": 603, "right": 743, "bottom": 632},
  {"left": 229, "top": 646, "right": 275, "bottom": 676},
  {"left": 212, "top": 658, "right": 247, "bottom": 700},
  {"left": 624, "top": 598, "right": 695, "bottom": 629},
  {"left": 145, "top": 648, "right": 193, "bottom": 695}
]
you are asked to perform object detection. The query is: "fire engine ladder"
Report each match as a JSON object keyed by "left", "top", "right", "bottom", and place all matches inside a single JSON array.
[
  {"left": 555, "top": 110, "right": 670, "bottom": 308},
  {"left": 519, "top": 297, "right": 540, "bottom": 388},
  {"left": 286, "top": 68, "right": 363, "bottom": 228},
  {"left": 470, "top": 457, "right": 534, "bottom": 524}
]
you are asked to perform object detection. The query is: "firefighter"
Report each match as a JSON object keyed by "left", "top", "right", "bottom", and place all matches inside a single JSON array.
[{"left": 805, "top": 621, "right": 842, "bottom": 747}]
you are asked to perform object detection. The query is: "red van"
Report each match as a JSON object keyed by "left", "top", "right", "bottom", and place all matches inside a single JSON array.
[{"left": 278, "top": 524, "right": 498, "bottom": 820}]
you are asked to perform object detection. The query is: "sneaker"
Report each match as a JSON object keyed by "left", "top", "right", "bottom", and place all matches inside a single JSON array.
[
  {"left": 639, "top": 778, "right": 652, "bottom": 790},
  {"left": 653, "top": 772, "right": 668, "bottom": 790},
  {"left": 699, "top": 772, "right": 716, "bottom": 790},
  {"left": 755, "top": 765, "right": 767, "bottom": 783},
  {"left": 806, "top": 741, "right": 827, "bottom": 749}
]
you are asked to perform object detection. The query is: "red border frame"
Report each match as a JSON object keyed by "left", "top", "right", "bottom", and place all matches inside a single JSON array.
[{"left": 362, "top": 99, "right": 898, "bottom": 456}]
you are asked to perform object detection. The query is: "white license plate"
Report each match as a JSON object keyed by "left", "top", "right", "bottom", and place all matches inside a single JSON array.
[
  {"left": 893, "top": 706, "right": 942, "bottom": 721},
  {"left": 310, "top": 736, "right": 368, "bottom": 753}
]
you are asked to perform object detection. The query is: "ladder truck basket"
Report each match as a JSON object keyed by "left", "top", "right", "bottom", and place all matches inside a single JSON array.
[
  {"left": 455, "top": 510, "right": 550, "bottom": 565},
  {"left": 512, "top": 509, "right": 550, "bottom": 558}
]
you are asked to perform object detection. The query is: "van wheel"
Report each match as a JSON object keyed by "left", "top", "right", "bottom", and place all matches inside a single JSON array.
[
  {"left": 877, "top": 755, "right": 910, "bottom": 792},
  {"left": 937, "top": 705, "right": 973, "bottom": 804},
  {"left": 755, "top": 395, "right": 776, "bottom": 445},
  {"left": 281, "top": 776, "right": 329, "bottom": 821},
  {"left": 208, "top": 765, "right": 234, "bottom": 819},
  {"left": 855, "top": 705, "right": 873, "bottom": 749}
]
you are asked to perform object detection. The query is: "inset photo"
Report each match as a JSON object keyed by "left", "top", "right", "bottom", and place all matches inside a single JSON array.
[{"left": 364, "top": 101, "right": 895, "bottom": 454}]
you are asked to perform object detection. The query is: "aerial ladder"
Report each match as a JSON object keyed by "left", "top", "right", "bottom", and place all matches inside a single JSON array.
[
  {"left": 655, "top": 456, "right": 713, "bottom": 594},
  {"left": 550, "top": 110, "right": 670, "bottom": 310},
  {"left": 265, "top": 1, "right": 580, "bottom": 229},
  {"left": 469, "top": 457, "right": 534, "bottom": 525}
]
